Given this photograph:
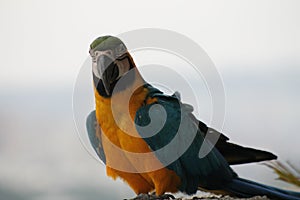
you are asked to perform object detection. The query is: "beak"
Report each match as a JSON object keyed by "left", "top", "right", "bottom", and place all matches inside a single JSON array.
[{"left": 97, "top": 54, "right": 119, "bottom": 96}]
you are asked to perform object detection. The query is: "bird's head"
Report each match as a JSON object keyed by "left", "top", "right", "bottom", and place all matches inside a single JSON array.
[{"left": 89, "top": 36, "right": 136, "bottom": 97}]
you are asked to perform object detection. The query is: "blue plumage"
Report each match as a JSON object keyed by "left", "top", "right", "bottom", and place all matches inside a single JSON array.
[
  {"left": 86, "top": 111, "right": 106, "bottom": 164},
  {"left": 135, "top": 84, "right": 235, "bottom": 194},
  {"left": 226, "top": 178, "right": 300, "bottom": 200},
  {"left": 134, "top": 84, "right": 300, "bottom": 199}
]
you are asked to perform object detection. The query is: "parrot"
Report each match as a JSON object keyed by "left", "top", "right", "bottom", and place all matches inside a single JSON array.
[{"left": 86, "top": 35, "right": 300, "bottom": 200}]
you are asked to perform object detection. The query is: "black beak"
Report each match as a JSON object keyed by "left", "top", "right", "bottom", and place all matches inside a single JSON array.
[{"left": 97, "top": 55, "right": 119, "bottom": 96}]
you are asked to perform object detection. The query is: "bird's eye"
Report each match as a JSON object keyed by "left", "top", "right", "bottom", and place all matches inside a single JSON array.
[
  {"left": 117, "top": 44, "right": 126, "bottom": 54},
  {"left": 106, "top": 50, "right": 113, "bottom": 56},
  {"left": 91, "top": 51, "right": 98, "bottom": 62}
]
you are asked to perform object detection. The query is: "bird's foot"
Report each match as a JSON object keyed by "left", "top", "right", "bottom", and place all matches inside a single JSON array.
[
  {"left": 126, "top": 193, "right": 175, "bottom": 200},
  {"left": 156, "top": 194, "right": 175, "bottom": 200}
]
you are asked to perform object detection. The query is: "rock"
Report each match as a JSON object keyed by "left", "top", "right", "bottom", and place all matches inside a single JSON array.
[{"left": 177, "top": 195, "right": 269, "bottom": 200}]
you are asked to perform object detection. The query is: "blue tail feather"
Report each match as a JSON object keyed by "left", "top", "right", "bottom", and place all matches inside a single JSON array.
[{"left": 226, "top": 178, "right": 300, "bottom": 200}]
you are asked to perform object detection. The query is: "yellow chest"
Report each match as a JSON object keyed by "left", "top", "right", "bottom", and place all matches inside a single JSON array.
[
  {"left": 94, "top": 87, "right": 152, "bottom": 151},
  {"left": 94, "top": 87, "right": 181, "bottom": 195}
]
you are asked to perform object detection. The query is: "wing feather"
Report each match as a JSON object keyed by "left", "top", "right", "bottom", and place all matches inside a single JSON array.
[{"left": 86, "top": 111, "right": 106, "bottom": 164}]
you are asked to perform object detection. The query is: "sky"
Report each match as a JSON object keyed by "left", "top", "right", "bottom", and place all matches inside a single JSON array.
[
  {"left": 0, "top": 0, "right": 299, "bottom": 199},
  {"left": 0, "top": 0, "right": 299, "bottom": 88}
]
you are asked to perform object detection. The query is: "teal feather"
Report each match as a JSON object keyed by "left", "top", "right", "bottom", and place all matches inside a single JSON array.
[
  {"left": 135, "top": 84, "right": 236, "bottom": 194},
  {"left": 86, "top": 111, "right": 106, "bottom": 164}
]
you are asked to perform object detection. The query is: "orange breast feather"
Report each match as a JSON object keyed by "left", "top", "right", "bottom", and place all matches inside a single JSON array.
[{"left": 94, "top": 87, "right": 180, "bottom": 195}]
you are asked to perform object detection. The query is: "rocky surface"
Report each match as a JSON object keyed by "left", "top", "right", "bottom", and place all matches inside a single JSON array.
[
  {"left": 125, "top": 194, "right": 270, "bottom": 200},
  {"left": 176, "top": 195, "right": 269, "bottom": 200}
]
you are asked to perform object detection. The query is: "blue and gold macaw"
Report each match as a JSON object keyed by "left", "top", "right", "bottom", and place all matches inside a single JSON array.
[{"left": 86, "top": 36, "right": 300, "bottom": 200}]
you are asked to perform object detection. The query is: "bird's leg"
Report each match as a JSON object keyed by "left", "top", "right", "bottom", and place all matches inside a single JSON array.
[
  {"left": 156, "top": 193, "right": 175, "bottom": 199},
  {"left": 125, "top": 193, "right": 175, "bottom": 200}
]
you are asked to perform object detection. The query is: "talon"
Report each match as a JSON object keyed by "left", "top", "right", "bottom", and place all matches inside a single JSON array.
[
  {"left": 125, "top": 193, "right": 176, "bottom": 200},
  {"left": 159, "top": 194, "right": 175, "bottom": 199}
]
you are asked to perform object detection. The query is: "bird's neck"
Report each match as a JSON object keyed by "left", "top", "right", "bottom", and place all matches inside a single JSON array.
[{"left": 94, "top": 69, "right": 148, "bottom": 118}]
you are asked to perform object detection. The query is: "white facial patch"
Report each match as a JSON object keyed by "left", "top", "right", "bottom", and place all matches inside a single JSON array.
[
  {"left": 115, "top": 57, "right": 130, "bottom": 79},
  {"left": 92, "top": 61, "right": 101, "bottom": 79}
]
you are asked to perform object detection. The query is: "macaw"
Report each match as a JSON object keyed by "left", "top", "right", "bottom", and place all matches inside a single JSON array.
[{"left": 86, "top": 36, "right": 300, "bottom": 200}]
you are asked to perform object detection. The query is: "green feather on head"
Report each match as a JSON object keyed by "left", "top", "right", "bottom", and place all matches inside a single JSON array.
[{"left": 90, "top": 35, "right": 126, "bottom": 51}]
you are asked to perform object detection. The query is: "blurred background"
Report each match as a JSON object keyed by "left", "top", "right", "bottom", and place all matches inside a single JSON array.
[{"left": 0, "top": 0, "right": 299, "bottom": 199}]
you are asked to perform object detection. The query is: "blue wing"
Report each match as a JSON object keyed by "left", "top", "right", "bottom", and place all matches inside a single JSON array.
[
  {"left": 86, "top": 111, "right": 106, "bottom": 164},
  {"left": 135, "top": 84, "right": 236, "bottom": 194}
]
